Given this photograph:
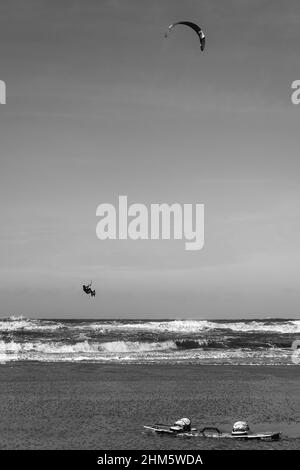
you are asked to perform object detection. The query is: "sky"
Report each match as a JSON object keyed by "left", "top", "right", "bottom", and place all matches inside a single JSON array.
[{"left": 0, "top": 0, "right": 300, "bottom": 318}]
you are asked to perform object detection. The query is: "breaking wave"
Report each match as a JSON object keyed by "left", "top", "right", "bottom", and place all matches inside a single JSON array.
[
  {"left": 0, "top": 317, "right": 298, "bottom": 364},
  {"left": 76, "top": 319, "right": 300, "bottom": 334},
  {"left": 0, "top": 338, "right": 210, "bottom": 355},
  {"left": 0, "top": 316, "right": 64, "bottom": 332},
  {"left": 1, "top": 317, "right": 299, "bottom": 334}
]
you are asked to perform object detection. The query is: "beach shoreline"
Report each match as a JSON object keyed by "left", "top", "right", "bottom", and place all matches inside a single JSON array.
[{"left": 0, "top": 363, "right": 299, "bottom": 449}]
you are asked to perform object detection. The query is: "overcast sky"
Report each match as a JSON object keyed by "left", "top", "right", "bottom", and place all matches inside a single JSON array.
[{"left": 0, "top": 0, "right": 300, "bottom": 318}]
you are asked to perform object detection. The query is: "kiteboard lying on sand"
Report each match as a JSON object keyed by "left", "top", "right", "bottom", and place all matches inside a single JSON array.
[{"left": 143, "top": 425, "right": 281, "bottom": 441}]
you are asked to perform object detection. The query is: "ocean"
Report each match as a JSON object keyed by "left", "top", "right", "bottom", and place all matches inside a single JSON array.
[{"left": 1, "top": 317, "right": 299, "bottom": 365}]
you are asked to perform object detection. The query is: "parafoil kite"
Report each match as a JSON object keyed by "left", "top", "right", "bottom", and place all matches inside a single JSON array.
[{"left": 165, "top": 21, "right": 206, "bottom": 51}]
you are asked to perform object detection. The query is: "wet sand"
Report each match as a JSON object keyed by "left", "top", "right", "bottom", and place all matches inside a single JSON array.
[{"left": 0, "top": 363, "right": 299, "bottom": 449}]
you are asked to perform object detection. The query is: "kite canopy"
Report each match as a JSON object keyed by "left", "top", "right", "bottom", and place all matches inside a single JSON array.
[{"left": 165, "top": 21, "right": 206, "bottom": 51}]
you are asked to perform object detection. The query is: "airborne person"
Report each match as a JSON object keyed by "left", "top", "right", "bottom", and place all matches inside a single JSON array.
[{"left": 82, "top": 282, "right": 96, "bottom": 297}]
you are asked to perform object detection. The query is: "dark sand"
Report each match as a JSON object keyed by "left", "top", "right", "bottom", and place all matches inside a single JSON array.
[{"left": 0, "top": 364, "right": 299, "bottom": 449}]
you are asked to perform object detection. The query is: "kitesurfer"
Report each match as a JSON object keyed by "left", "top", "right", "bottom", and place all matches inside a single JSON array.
[
  {"left": 82, "top": 282, "right": 95, "bottom": 297},
  {"left": 83, "top": 284, "right": 91, "bottom": 294}
]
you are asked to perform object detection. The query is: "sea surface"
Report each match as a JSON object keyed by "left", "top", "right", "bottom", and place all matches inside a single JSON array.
[{"left": 0, "top": 317, "right": 299, "bottom": 365}]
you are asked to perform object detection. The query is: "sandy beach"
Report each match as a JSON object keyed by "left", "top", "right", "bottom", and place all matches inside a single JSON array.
[{"left": 0, "top": 363, "right": 299, "bottom": 450}]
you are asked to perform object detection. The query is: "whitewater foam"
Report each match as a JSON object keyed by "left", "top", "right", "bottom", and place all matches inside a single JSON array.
[
  {"left": 0, "top": 317, "right": 298, "bottom": 365},
  {"left": 1, "top": 317, "right": 299, "bottom": 334},
  {"left": 0, "top": 317, "right": 64, "bottom": 332},
  {"left": 85, "top": 319, "right": 300, "bottom": 334}
]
